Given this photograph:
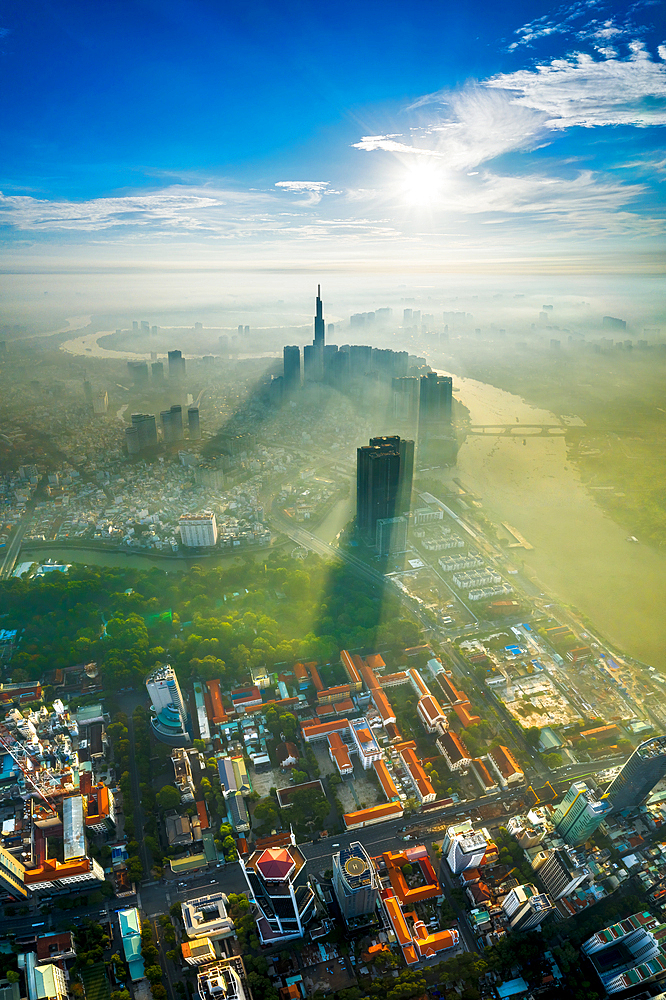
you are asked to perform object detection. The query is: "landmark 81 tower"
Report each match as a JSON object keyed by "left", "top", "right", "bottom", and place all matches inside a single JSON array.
[{"left": 604, "top": 735, "right": 666, "bottom": 812}]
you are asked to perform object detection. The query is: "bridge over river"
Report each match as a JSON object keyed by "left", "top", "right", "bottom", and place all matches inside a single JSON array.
[{"left": 467, "top": 423, "right": 568, "bottom": 436}]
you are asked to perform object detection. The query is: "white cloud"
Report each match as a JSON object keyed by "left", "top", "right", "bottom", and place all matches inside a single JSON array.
[
  {"left": 486, "top": 44, "right": 666, "bottom": 129},
  {"left": 658, "top": 43, "right": 666, "bottom": 60},
  {"left": 274, "top": 180, "right": 339, "bottom": 205}
]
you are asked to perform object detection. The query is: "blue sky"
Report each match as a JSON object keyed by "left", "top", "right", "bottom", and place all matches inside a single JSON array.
[{"left": 1, "top": 0, "right": 665, "bottom": 268}]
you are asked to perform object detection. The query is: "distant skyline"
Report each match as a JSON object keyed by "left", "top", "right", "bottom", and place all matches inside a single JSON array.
[{"left": 1, "top": 0, "right": 665, "bottom": 270}]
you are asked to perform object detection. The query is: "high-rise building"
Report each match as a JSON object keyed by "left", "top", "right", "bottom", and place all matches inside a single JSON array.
[
  {"left": 283, "top": 345, "right": 300, "bottom": 389},
  {"left": 418, "top": 372, "right": 455, "bottom": 466},
  {"left": 152, "top": 361, "right": 164, "bottom": 382},
  {"left": 179, "top": 512, "right": 218, "bottom": 548},
  {"left": 356, "top": 436, "right": 414, "bottom": 542},
  {"left": 240, "top": 830, "right": 316, "bottom": 943},
  {"left": 314, "top": 284, "right": 325, "bottom": 349},
  {"left": 604, "top": 736, "right": 666, "bottom": 813},
  {"left": 161, "top": 409, "right": 174, "bottom": 444},
  {"left": 168, "top": 349, "right": 186, "bottom": 380},
  {"left": 128, "top": 360, "right": 149, "bottom": 384},
  {"left": 188, "top": 406, "right": 201, "bottom": 440},
  {"left": 501, "top": 884, "right": 553, "bottom": 931},
  {"left": 376, "top": 516, "right": 407, "bottom": 556},
  {"left": 125, "top": 425, "right": 140, "bottom": 455},
  {"left": 582, "top": 911, "right": 666, "bottom": 994},
  {"left": 131, "top": 413, "right": 158, "bottom": 450},
  {"left": 332, "top": 842, "right": 380, "bottom": 921},
  {"left": 535, "top": 847, "right": 588, "bottom": 899},
  {"left": 197, "top": 957, "right": 248, "bottom": 1000},
  {"left": 169, "top": 404, "right": 184, "bottom": 441},
  {"left": 146, "top": 664, "right": 190, "bottom": 746},
  {"left": 552, "top": 780, "right": 611, "bottom": 846},
  {"left": 392, "top": 376, "right": 420, "bottom": 426},
  {"left": 445, "top": 829, "right": 492, "bottom": 874},
  {"left": 0, "top": 844, "right": 27, "bottom": 899}
]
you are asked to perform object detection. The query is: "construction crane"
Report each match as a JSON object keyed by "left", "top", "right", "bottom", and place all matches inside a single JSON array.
[{"left": 0, "top": 723, "right": 53, "bottom": 808}]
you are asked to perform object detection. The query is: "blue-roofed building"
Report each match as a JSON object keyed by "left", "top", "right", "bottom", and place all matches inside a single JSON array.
[
  {"left": 217, "top": 758, "right": 237, "bottom": 794},
  {"left": 118, "top": 907, "right": 145, "bottom": 981}
]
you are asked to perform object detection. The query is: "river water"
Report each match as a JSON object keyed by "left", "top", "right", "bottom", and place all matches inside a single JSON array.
[{"left": 442, "top": 372, "right": 666, "bottom": 670}]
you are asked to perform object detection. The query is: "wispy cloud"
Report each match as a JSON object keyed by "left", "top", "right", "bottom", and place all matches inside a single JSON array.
[
  {"left": 487, "top": 42, "right": 666, "bottom": 129},
  {"left": 274, "top": 180, "right": 339, "bottom": 205}
]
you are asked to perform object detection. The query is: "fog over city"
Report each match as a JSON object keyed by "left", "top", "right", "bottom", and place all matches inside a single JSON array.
[{"left": 1, "top": 2, "right": 666, "bottom": 999}]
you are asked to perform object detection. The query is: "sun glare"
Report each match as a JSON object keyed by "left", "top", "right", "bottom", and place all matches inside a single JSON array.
[{"left": 402, "top": 160, "right": 443, "bottom": 206}]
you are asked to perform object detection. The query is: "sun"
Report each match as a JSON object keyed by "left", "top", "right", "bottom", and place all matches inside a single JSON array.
[{"left": 402, "top": 160, "right": 443, "bottom": 206}]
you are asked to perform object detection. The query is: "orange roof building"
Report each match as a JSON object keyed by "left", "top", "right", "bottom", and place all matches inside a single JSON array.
[
  {"left": 373, "top": 759, "right": 400, "bottom": 801},
  {"left": 302, "top": 718, "right": 351, "bottom": 742},
  {"left": 384, "top": 850, "right": 440, "bottom": 904},
  {"left": 399, "top": 747, "right": 436, "bottom": 803},
  {"left": 489, "top": 745, "right": 524, "bottom": 786},
  {"left": 417, "top": 694, "right": 447, "bottom": 733},
  {"left": 340, "top": 650, "right": 363, "bottom": 691},
  {"left": 205, "top": 679, "right": 227, "bottom": 723},
  {"left": 454, "top": 703, "right": 481, "bottom": 728},
  {"left": 344, "top": 801, "right": 404, "bottom": 830},
  {"left": 365, "top": 653, "right": 386, "bottom": 671},
  {"left": 328, "top": 732, "right": 353, "bottom": 775},
  {"left": 308, "top": 664, "right": 323, "bottom": 692}
]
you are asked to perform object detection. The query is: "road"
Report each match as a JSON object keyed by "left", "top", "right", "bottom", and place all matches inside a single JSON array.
[{"left": 0, "top": 516, "right": 29, "bottom": 579}]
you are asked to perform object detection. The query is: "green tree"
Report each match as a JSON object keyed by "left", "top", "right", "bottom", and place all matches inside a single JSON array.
[{"left": 156, "top": 785, "right": 181, "bottom": 811}]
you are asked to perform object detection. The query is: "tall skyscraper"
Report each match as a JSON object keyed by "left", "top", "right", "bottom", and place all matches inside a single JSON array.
[
  {"left": 392, "top": 376, "right": 420, "bottom": 427},
  {"left": 146, "top": 664, "right": 190, "bottom": 746},
  {"left": 128, "top": 360, "right": 149, "bottom": 384},
  {"left": 152, "top": 361, "right": 164, "bottom": 382},
  {"left": 535, "top": 847, "right": 588, "bottom": 899},
  {"left": 169, "top": 404, "right": 184, "bottom": 441},
  {"left": 188, "top": 406, "right": 201, "bottom": 440},
  {"left": 552, "top": 780, "right": 611, "bottom": 846},
  {"left": 314, "top": 283, "right": 325, "bottom": 348},
  {"left": 168, "top": 349, "right": 186, "bottom": 380},
  {"left": 332, "top": 842, "right": 380, "bottom": 921},
  {"left": 501, "top": 884, "right": 553, "bottom": 931},
  {"left": 283, "top": 345, "right": 300, "bottom": 389},
  {"left": 240, "top": 831, "right": 316, "bottom": 943},
  {"left": 356, "top": 438, "right": 400, "bottom": 538},
  {"left": 604, "top": 736, "right": 666, "bottom": 812},
  {"left": 131, "top": 413, "right": 158, "bottom": 450},
  {"left": 418, "top": 372, "right": 455, "bottom": 465}
]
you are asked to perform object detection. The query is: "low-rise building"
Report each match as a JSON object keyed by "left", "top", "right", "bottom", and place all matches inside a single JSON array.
[{"left": 182, "top": 892, "right": 236, "bottom": 940}]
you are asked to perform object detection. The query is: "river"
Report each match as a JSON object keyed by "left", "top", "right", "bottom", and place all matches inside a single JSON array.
[{"left": 440, "top": 370, "right": 666, "bottom": 670}]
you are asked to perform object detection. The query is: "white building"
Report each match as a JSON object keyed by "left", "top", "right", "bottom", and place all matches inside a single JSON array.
[
  {"left": 197, "top": 958, "right": 248, "bottom": 1000},
  {"left": 179, "top": 512, "right": 218, "bottom": 548},
  {"left": 146, "top": 664, "right": 190, "bottom": 746},
  {"left": 182, "top": 893, "right": 235, "bottom": 940},
  {"left": 502, "top": 884, "right": 553, "bottom": 931}
]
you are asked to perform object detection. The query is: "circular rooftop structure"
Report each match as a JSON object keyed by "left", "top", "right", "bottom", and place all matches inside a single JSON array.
[{"left": 345, "top": 855, "right": 368, "bottom": 877}]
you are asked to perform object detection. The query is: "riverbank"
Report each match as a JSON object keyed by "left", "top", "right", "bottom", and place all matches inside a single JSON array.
[
  {"left": 19, "top": 541, "right": 278, "bottom": 573},
  {"left": 438, "top": 369, "right": 666, "bottom": 671}
]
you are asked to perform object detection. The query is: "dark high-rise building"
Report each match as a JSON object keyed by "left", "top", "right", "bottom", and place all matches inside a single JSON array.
[
  {"left": 125, "top": 425, "right": 140, "bottom": 455},
  {"left": 418, "top": 373, "right": 455, "bottom": 466},
  {"left": 283, "top": 345, "right": 301, "bottom": 389},
  {"left": 314, "top": 284, "right": 325, "bottom": 348},
  {"left": 188, "top": 406, "right": 201, "bottom": 440},
  {"left": 168, "top": 349, "right": 186, "bottom": 380},
  {"left": 604, "top": 736, "right": 666, "bottom": 813},
  {"left": 303, "top": 343, "right": 316, "bottom": 383},
  {"left": 131, "top": 413, "right": 158, "bottom": 450},
  {"left": 240, "top": 831, "right": 316, "bottom": 943},
  {"left": 419, "top": 372, "right": 452, "bottom": 423},
  {"left": 152, "top": 361, "right": 164, "bottom": 382},
  {"left": 170, "top": 404, "right": 184, "bottom": 441},
  {"left": 357, "top": 435, "right": 414, "bottom": 540},
  {"left": 392, "top": 376, "right": 420, "bottom": 426},
  {"left": 349, "top": 344, "right": 372, "bottom": 377},
  {"left": 162, "top": 404, "right": 184, "bottom": 445},
  {"left": 128, "top": 360, "right": 149, "bottom": 384}
]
